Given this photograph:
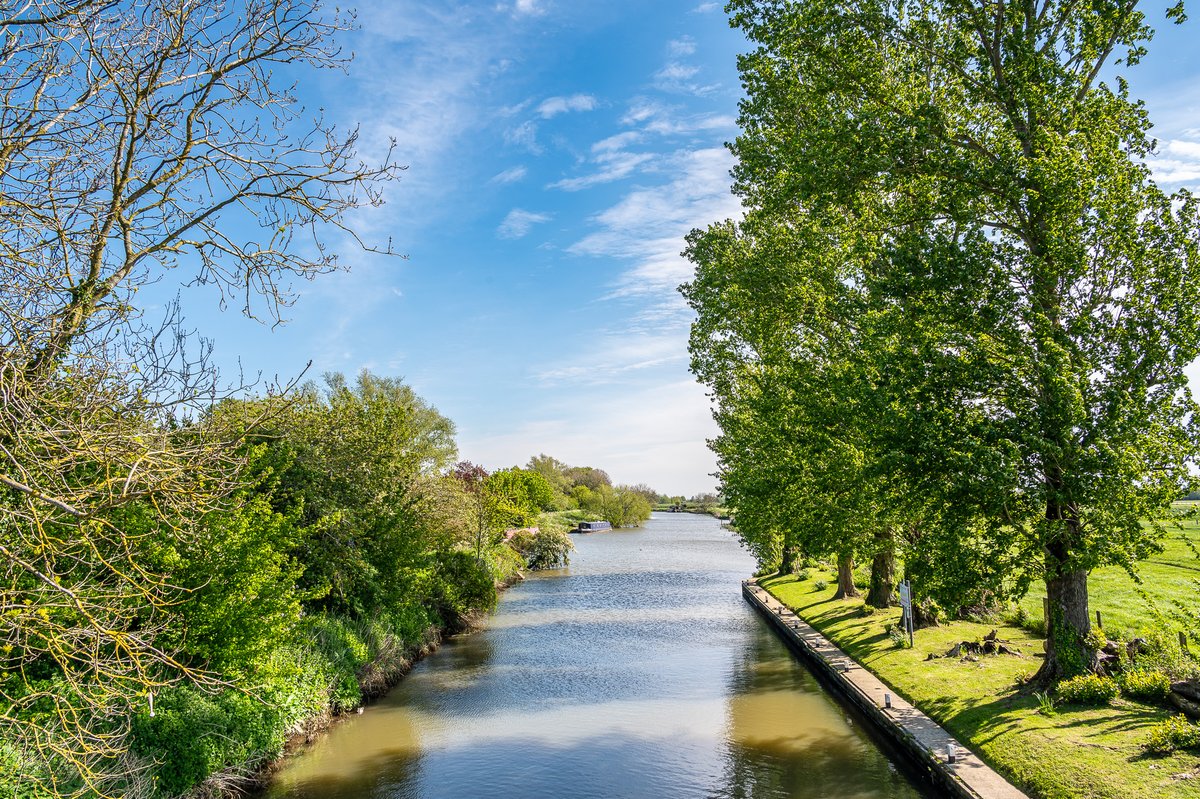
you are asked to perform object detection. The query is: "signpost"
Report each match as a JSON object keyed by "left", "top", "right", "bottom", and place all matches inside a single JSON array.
[{"left": 898, "top": 580, "right": 914, "bottom": 648}]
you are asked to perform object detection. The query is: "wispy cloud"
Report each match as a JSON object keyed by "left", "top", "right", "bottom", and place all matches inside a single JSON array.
[
  {"left": 505, "top": 120, "right": 543, "bottom": 153},
  {"left": 498, "top": 208, "right": 552, "bottom": 239},
  {"left": 569, "top": 146, "right": 741, "bottom": 296},
  {"left": 691, "top": 2, "right": 720, "bottom": 12},
  {"left": 502, "top": 0, "right": 547, "bottom": 17},
  {"left": 549, "top": 150, "right": 655, "bottom": 191},
  {"left": 491, "top": 165, "right": 528, "bottom": 183},
  {"left": 1148, "top": 138, "right": 1200, "bottom": 185},
  {"left": 669, "top": 36, "right": 698, "bottom": 57},
  {"left": 620, "top": 99, "right": 734, "bottom": 136},
  {"left": 461, "top": 379, "right": 719, "bottom": 493},
  {"left": 594, "top": 131, "right": 643, "bottom": 152},
  {"left": 537, "top": 93, "right": 598, "bottom": 118}
]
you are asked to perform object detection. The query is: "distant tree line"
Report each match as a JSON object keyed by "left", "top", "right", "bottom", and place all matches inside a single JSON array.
[{"left": 524, "top": 454, "right": 654, "bottom": 528}]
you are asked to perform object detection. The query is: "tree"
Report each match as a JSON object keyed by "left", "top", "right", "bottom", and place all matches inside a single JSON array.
[
  {"left": 249, "top": 371, "right": 458, "bottom": 616},
  {"left": 0, "top": 0, "right": 399, "bottom": 791},
  {"left": 710, "top": 0, "right": 1200, "bottom": 681}
]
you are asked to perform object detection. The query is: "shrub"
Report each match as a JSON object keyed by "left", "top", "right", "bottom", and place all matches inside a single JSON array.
[
  {"left": 796, "top": 568, "right": 812, "bottom": 581},
  {"left": 814, "top": 579, "right": 828, "bottom": 591},
  {"left": 1135, "top": 628, "right": 1200, "bottom": 681},
  {"left": 1056, "top": 673, "right": 1120, "bottom": 705},
  {"left": 1119, "top": 669, "right": 1173, "bottom": 703},
  {"left": 887, "top": 624, "right": 911, "bottom": 649},
  {"left": 1145, "top": 715, "right": 1200, "bottom": 754},
  {"left": 508, "top": 524, "right": 574, "bottom": 570}
]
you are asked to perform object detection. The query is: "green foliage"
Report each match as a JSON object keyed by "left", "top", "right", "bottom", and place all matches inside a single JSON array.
[
  {"left": 576, "top": 484, "right": 652, "bottom": 528},
  {"left": 508, "top": 519, "right": 574, "bottom": 570},
  {"left": 1144, "top": 715, "right": 1200, "bottom": 754},
  {"left": 1033, "top": 691, "right": 1057, "bottom": 717},
  {"left": 131, "top": 686, "right": 290, "bottom": 796},
  {"left": 1119, "top": 670, "right": 1173, "bottom": 703},
  {"left": 693, "top": 0, "right": 1200, "bottom": 684},
  {"left": 424, "top": 550, "right": 498, "bottom": 630},
  {"left": 485, "top": 468, "right": 555, "bottom": 528},
  {"left": 1056, "top": 674, "right": 1120, "bottom": 706},
  {"left": 887, "top": 624, "right": 910, "bottom": 649}
]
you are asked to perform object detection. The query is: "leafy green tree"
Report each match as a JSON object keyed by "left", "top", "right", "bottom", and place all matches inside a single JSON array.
[
  {"left": 704, "top": 0, "right": 1200, "bottom": 681},
  {"left": 485, "top": 468, "right": 556, "bottom": 528},
  {"left": 263, "top": 371, "right": 458, "bottom": 617},
  {"left": 526, "top": 454, "right": 575, "bottom": 509}
]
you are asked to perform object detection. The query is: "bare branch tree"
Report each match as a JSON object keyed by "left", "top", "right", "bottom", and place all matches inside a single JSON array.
[{"left": 0, "top": 0, "right": 402, "bottom": 794}]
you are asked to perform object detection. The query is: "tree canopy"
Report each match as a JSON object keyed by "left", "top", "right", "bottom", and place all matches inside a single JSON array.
[{"left": 686, "top": 0, "right": 1200, "bottom": 681}]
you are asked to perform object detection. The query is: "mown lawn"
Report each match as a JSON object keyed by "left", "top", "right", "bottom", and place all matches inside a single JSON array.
[
  {"left": 761, "top": 536, "right": 1200, "bottom": 799},
  {"left": 1014, "top": 505, "right": 1200, "bottom": 641}
]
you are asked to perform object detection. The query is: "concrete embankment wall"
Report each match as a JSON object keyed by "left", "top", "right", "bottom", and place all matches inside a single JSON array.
[{"left": 743, "top": 581, "right": 1029, "bottom": 799}]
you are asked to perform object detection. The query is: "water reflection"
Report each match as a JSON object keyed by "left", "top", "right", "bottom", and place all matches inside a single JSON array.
[{"left": 262, "top": 514, "right": 928, "bottom": 799}]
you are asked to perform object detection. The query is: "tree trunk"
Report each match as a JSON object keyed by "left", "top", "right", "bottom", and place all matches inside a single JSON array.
[
  {"left": 780, "top": 545, "right": 797, "bottom": 576},
  {"left": 1034, "top": 534, "right": 1093, "bottom": 684},
  {"left": 834, "top": 552, "right": 859, "bottom": 599},
  {"left": 866, "top": 527, "right": 895, "bottom": 608}
]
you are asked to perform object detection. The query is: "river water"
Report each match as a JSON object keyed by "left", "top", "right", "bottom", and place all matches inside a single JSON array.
[{"left": 262, "top": 512, "right": 928, "bottom": 799}]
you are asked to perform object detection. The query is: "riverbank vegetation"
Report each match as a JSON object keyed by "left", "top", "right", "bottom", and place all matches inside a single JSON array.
[
  {"left": 0, "top": 366, "right": 595, "bottom": 799},
  {"left": 685, "top": 0, "right": 1200, "bottom": 692}
]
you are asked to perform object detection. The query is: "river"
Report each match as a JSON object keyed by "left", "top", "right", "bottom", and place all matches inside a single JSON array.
[{"left": 262, "top": 512, "right": 929, "bottom": 799}]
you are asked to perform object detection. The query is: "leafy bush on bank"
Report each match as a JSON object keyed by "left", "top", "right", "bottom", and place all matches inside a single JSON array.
[{"left": 1055, "top": 674, "right": 1120, "bottom": 705}]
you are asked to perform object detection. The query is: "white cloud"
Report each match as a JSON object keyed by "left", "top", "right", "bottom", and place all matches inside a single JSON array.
[
  {"left": 569, "top": 147, "right": 741, "bottom": 296},
  {"left": 620, "top": 99, "right": 735, "bottom": 137},
  {"left": 593, "top": 131, "right": 643, "bottom": 152},
  {"left": 653, "top": 61, "right": 718, "bottom": 96},
  {"left": 1146, "top": 138, "right": 1200, "bottom": 185},
  {"left": 537, "top": 93, "right": 598, "bottom": 118},
  {"left": 549, "top": 151, "right": 655, "bottom": 191},
  {"left": 656, "top": 63, "right": 701, "bottom": 82},
  {"left": 669, "top": 36, "right": 698, "bottom": 57},
  {"left": 502, "top": 0, "right": 546, "bottom": 17},
  {"left": 497, "top": 208, "right": 552, "bottom": 239},
  {"left": 691, "top": 2, "right": 720, "bottom": 12},
  {"left": 644, "top": 112, "right": 735, "bottom": 136},
  {"left": 505, "top": 120, "right": 543, "bottom": 153},
  {"left": 491, "top": 165, "right": 528, "bottom": 183}
]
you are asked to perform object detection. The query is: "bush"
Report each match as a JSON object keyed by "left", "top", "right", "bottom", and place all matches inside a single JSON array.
[
  {"left": 1056, "top": 673, "right": 1120, "bottom": 705},
  {"left": 887, "top": 624, "right": 911, "bottom": 649},
  {"left": 508, "top": 523, "right": 574, "bottom": 570},
  {"left": 1145, "top": 714, "right": 1200, "bottom": 754},
  {"left": 131, "top": 685, "right": 291, "bottom": 796},
  {"left": 796, "top": 568, "right": 812, "bottom": 581},
  {"left": 1119, "top": 669, "right": 1173, "bottom": 703},
  {"left": 1135, "top": 628, "right": 1200, "bottom": 681},
  {"left": 814, "top": 579, "right": 828, "bottom": 591}
]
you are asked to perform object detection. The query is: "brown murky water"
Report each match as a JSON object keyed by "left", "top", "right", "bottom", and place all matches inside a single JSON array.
[{"left": 262, "top": 513, "right": 929, "bottom": 799}]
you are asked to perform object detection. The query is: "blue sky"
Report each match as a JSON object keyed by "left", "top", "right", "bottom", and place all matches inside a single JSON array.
[{"left": 169, "top": 0, "right": 1200, "bottom": 497}]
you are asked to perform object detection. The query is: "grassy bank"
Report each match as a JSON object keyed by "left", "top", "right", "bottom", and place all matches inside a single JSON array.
[{"left": 760, "top": 538, "right": 1200, "bottom": 799}]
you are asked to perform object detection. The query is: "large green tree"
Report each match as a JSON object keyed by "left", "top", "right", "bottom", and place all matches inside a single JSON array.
[{"left": 695, "top": 0, "right": 1200, "bottom": 681}]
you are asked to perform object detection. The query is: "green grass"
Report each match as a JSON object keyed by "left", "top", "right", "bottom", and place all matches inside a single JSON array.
[
  {"left": 761, "top": 563, "right": 1200, "bottom": 799},
  {"left": 1014, "top": 505, "right": 1200, "bottom": 642}
]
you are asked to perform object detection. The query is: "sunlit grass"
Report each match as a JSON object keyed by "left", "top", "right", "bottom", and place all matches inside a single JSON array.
[{"left": 761, "top": 538, "right": 1200, "bottom": 799}]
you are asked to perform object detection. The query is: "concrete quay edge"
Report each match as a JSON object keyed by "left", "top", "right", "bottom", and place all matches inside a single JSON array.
[{"left": 743, "top": 579, "right": 1030, "bottom": 799}]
